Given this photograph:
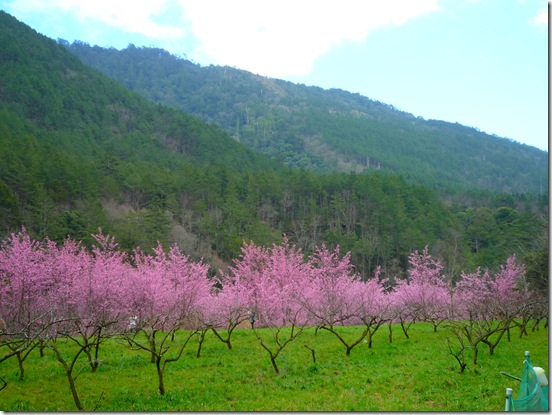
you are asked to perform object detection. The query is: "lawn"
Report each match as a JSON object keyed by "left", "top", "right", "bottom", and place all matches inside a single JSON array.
[{"left": 0, "top": 322, "right": 548, "bottom": 411}]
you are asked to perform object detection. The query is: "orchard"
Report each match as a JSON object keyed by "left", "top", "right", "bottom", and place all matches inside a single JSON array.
[{"left": 0, "top": 229, "right": 548, "bottom": 410}]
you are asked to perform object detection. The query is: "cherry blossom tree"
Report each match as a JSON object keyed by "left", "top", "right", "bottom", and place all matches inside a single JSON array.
[
  {"left": 202, "top": 276, "right": 252, "bottom": 351},
  {"left": 392, "top": 247, "right": 450, "bottom": 337},
  {"left": 48, "top": 231, "right": 128, "bottom": 371},
  {"left": 0, "top": 229, "right": 58, "bottom": 382},
  {"left": 225, "top": 237, "right": 312, "bottom": 374},
  {"left": 300, "top": 245, "right": 391, "bottom": 355},
  {"left": 0, "top": 229, "right": 121, "bottom": 409},
  {"left": 121, "top": 242, "right": 212, "bottom": 395},
  {"left": 449, "top": 255, "right": 531, "bottom": 366},
  {"left": 350, "top": 269, "right": 391, "bottom": 349},
  {"left": 41, "top": 230, "right": 132, "bottom": 410},
  {"left": 300, "top": 244, "right": 368, "bottom": 356},
  {"left": 43, "top": 237, "right": 95, "bottom": 411}
]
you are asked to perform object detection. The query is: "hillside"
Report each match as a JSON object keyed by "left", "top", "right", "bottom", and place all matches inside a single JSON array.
[
  {"left": 0, "top": 11, "right": 547, "bottom": 285},
  {"left": 65, "top": 43, "right": 548, "bottom": 194},
  {"left": 0, "top": 11, "right": 278, "bottom": 246}
]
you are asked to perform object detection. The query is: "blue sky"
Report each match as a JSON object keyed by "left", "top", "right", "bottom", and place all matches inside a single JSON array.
[{"left": 1, "top": 0, "right": 548, "bottom": 151}]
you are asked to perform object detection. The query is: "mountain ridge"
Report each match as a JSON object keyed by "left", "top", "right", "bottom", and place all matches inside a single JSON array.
[{"left": 64, "top": 42, "right": 548, "bottom": 194}]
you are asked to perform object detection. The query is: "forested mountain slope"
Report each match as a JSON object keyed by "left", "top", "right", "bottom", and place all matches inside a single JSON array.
[
  {"left": 66, "top": 43, "right": 548, "bottom": 194},
  {"left": 0, "top": 10, "right": 278, "bottom": 244},
  {"left": 0, "top": 12, "right": 547, "bottom": 287}
]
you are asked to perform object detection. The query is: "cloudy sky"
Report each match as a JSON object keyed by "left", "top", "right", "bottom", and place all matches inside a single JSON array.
[{"left": 1, "top": 0, "right": 548, "bottom": 151}]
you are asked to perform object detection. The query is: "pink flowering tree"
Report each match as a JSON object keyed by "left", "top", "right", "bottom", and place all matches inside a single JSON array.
[
  {"left": 42, "top": 231, "right": 131, "bottom": 410},
  {"left": 225, "top": 237, "right": 312, "bottom": 374},
  {"left": 384, "top": 288, "right": 406, "bottom": 344},
  {"left": 120, "top": 242, "right": 212, "bottom": 395},
  {"left": 350, "top": 269, "right": 391, "bottom": 349},
  {"left": 300, "top": 244, "right": 369, "bottom": 356},
  {"left": 189, "top": 281, "right": 251, "bottom": 358},
  {"left": 0, "top": 229, "right": 60, "bottom": 384},
  {"left": 49, "top": 231, "right": 129, "bottom": 370},
  {"left": 491, "top": 255, "right": 534, "bottom": 341},
  {"left": 201, "top": 276, "right": 252, "bottom": 351},
  {"left": 300, "top": 245, "right": 391, "bottom": 356},
  {"left": 0, "top": 229, "right": 125, "bottom": 409},
  {"left": 449, "top": 254, "right": 531, "bottom": 366},
  {"left": 392, "top": 247, "right": 451, "bottom": 337}
]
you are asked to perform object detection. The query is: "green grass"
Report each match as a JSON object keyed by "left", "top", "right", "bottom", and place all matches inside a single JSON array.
[{"left": 0, "top": 323, "right": 548, "bottom": 411}]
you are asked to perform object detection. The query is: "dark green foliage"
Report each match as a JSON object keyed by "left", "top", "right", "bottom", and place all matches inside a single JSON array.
[
  {"left": 65, "top": 42, "right": 547, "bottom": 194},
  {"left": 0, "top": 11, "right": 274, "bottom": 245},
  {"left": 0, "top": 179, "right": 23, "bottom": 233}
]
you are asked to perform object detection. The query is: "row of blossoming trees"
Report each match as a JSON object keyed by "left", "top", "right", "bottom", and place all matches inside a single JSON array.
[{"left": 0, "top": 229, "right": 548, "bottom": 409}]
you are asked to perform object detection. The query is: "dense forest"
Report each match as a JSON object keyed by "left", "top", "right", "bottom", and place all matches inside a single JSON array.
[
  {"left": 0, "top": 11, "right": 548, "bottom": 291},
  {"left": 65, "top": 42, "right": 548, "bottom": 194}
]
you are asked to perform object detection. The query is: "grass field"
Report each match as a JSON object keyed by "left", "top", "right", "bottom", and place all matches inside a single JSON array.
[{"left": 0, "top": 322, "right": 548, "bottom": 411}]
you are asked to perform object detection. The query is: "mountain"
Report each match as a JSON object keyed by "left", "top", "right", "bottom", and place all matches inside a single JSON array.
[
  {"left": 0, "top": 14, "right": 273, "bottom": 172},
  {"left": 0, "top": 11, "right": 547, "bottom": 284},
  {"left": 64, "top": 43, "right": 548, "bottom": 194},
  {"left": 0, "top": 10, "right": 279, "bottom": 246}
]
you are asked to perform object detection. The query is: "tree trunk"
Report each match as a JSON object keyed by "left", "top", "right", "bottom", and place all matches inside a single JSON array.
[
  {"left": 51, "top": 346, "right": 85, "bottom": 411},
  {"left": 270, "top": 357, "right": 280, "bottom": 374},
  {"left": 518, "top": 321, "right": 528, "bottom": 338},
  {"left": 65, "top": 369, "right": 84, "bottom": 410},
  {"left": 485, "top": 326, "right": 508, "bottom": 355},
  {"left": 156, "top": 358, "right": 165, "bottom": 396},
  {"left": 304, "top": 345, "right": 316, "bottom": 363},
  {"left": 400, "top": 321, "right": 410, "bottom": 339},
  {"left": 388, "top": 323, "right": 393, "bottom": 344},
  {"left": 210, "top": 327, "right": 233, "bottom": 350},
  {"left": 14, "top": 342, "right": 38, "bottom": 381},
  {"left": 196, "top": 330, "right": 207, "bottom": 358},
  {"left": 0, "top": 376, "right": 6, "bottom": 392},
  {"left": 472, "top": 345, "right": 479, "bottom": 365},
  {"left": 91, "top": 341, "right": 100, "bottom": 372},
  {"left": 148, "top": 332, "right": 157, "bottom": 363},
  {"left": 84, "top": 348, "right": 93, "bottom": 370},
  {"left": 16, "top": 351, "right": 25, "bottom": 381},
  {"left": 90, "top": 327, "right": 103, "bottom": 372}
]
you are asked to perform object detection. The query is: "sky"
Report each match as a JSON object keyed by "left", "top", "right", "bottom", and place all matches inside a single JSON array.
[{"left": 1, "top": 0, "right": 548, "bottom": 151}]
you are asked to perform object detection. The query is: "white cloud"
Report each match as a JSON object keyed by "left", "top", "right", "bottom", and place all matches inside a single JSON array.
[
  {"left": 5, "top": 0, "right": 441, "bottom": 77},
  {"left": 531, "top": 7, "right": 548, "bottom": 26},
  {"left": 178, "top": 0, "right": 441, "bottom": 78},
  {"left": 6, "top": 0, "right": 185, "bottom": 39}
]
